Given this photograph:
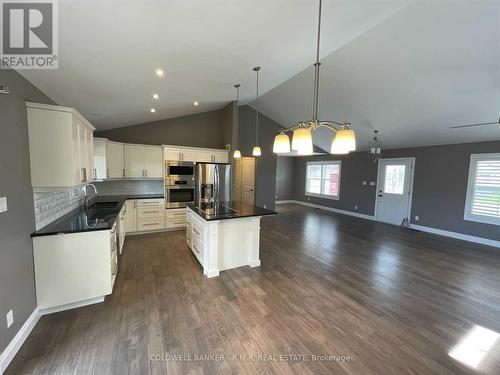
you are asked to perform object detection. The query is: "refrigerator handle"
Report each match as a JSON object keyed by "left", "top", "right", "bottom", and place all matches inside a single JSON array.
[{"left": 215, "top": 165, "right": 219, "bottom": 202}]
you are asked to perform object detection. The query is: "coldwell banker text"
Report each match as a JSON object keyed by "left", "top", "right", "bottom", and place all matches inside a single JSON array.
[{"left": 1, "top": 0, "right": 58, "bottom": 69}]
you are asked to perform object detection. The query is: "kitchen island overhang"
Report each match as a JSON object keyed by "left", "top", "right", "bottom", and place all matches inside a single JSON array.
[{"left": 186, "top": 202, "right": 276, "bottom": 278}]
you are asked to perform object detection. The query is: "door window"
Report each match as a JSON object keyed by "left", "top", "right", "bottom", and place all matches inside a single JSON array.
[{"left": 383, "top": 165, "right": 406, "bottom": 195}]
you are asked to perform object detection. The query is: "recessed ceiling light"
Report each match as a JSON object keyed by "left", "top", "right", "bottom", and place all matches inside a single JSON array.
[
  {"left": 152, "top": 94, "right": 159, "bottom": 99},
  {"left": 150, "top": 108, "right": 156, "bottom": 113},
  {"left": 155, "top": 69, "right": 164, "bottom": 78},
  {"left": 194, "top": 101, "right": 199, "bottom": 106}
]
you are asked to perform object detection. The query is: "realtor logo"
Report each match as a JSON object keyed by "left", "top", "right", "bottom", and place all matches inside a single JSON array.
[{"left": 1, "top": 0, "right": 58, "bottom": 69}]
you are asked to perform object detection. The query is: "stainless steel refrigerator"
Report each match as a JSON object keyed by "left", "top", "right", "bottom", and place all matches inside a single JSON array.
[{"left": 195, "top": 163, "right": 231, "bottom": 204}]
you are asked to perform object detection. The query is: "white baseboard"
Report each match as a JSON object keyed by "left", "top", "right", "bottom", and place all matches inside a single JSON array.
[
  {"left": 0, "top": 308, "right": 41, "bottom": 374},
  {"left": 409, "top": 224, "right": 500, "bottom": 249},
  {"left": 248, "top": 259, "right": 261, "bottom": 267},
  {"left": 282, "top": 200, "right": 500, "bottom": 249},
  {"left": 289, "top": 200, "right": 375, "bottom": 221},
  {"left": 38, "top": 296, "right": 105, "bottom": 316},
  {"left": 275, "top": 200, "right": 295, "bottom": 204}
]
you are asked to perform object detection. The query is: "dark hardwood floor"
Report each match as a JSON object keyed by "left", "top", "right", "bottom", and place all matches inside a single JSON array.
[{"left": 7, "top": 204, "right": 500, "bottom": 374}]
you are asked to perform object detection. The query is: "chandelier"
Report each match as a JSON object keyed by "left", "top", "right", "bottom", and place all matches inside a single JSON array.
[
  {"left": 273, "top": 0, "right": 356, "bottom": 156},
  {"left": 368, "top": 130, "right": 382, "bottom": 163}
]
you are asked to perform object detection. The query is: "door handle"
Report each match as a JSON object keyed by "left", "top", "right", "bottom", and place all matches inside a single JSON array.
[{"left": 378, "top": 194, "right": 383, "bottom": 197}]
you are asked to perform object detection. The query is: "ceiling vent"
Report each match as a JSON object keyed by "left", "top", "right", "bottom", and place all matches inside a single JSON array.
[{"left": 0, "top": 85, "right": 10, "bottom": 94}]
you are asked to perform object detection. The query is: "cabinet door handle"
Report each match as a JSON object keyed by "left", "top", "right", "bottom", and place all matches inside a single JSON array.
[
  {"left": 93, "top": 168, "right": 97, "bottom": 179},
  {"left": 81, "top": 168, "right": 87, "bottom": 182},
  {"left": 106, "top": 169, "right": 109, "bottom": 178},
  {"left": 193, "top": 244, "right": 200, "bottom": 253},
  {"left": 145, "top": 169, "right": 148, "bottom": 177},
  {"left": 134, "top": 200, "right": 137, "bottom": 209},
  {"left": 193, "top": 228, "right": 200, "bottom": 235},
  {"left": 123, "top": 168, "right": 125, "bottom": 177}
]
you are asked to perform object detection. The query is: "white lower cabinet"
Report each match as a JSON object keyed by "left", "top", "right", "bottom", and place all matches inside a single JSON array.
[
  {"left": 125, "top": 200, "right": 137, "bottom": 233},
  {"left": 33, "top": 222, "right": 120, "bottom": 313},
  {"left": 166, "top": 208, "right": 187, "bottom": 229}
]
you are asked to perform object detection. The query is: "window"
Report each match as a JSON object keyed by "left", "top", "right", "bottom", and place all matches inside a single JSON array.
[
  {"left": 383, "top": 165, "right": 406, "bottom": 195},
  {"left": 305, "top": 161, "right": 341, "bottom": 200},
  {"left": 464, "top": 153, "right": 500, "bottom": 225}
]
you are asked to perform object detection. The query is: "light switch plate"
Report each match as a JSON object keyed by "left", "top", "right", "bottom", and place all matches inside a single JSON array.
[
  {"left": 362, "top": 181, "right": 367, "bottom": 185},
  {"left": 0, "top": 197, "right": 7, "bottom": 213}
]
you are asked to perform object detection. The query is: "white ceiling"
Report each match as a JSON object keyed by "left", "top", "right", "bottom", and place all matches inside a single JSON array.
[
  {"left": 19, "top": 0, "right": 411, "bottom": 130},
  {"left": 252, "top": 0, "right": 500, "bottom": 152}
]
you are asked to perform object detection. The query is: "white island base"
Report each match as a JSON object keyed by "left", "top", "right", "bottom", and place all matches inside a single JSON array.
[{"left": 186, "top": 207, "right": 262, "bottom": 277}]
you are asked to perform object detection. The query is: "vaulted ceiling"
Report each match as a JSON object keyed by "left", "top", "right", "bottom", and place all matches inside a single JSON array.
[
  {"left": 251, "top": 0, "right": 500, "bottom": 151},
  {"left": 18, "top": 0, "right": 500, "bottom": 151}
]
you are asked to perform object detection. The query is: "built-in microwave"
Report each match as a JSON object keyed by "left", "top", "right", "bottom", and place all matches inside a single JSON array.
[{"left": 165, "top": 161, "right": 195, "bottom": 185}]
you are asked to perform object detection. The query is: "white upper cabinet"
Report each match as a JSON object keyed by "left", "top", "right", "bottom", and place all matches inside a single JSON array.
[
  {"left": 196, "top": 150, "right": 213, "bottom": 163},
  {"left": 144, "top": 146, "right": 163, "bottom": 178},
  {"left": 26, "top": 102, "right": 95, "bottom": 191},
  {"left": 105, "top": 141, "right": 124, "bottom": 178},
  {"left": 125, "top": 144, "right": 145, "bottom": 178},
  {"left": 164, "top": 147, "right": 181, "bottom": 161},
  {"left": 214, "top": 151, "right": 229, "bottom": 163},
  {"left": 163, "top": 147, "right": 196, "bottom": 162},
  {"left": 124, "top": 144, "right": 163, "bottom": 178},
  {"left": 93, "top": 138, "right": 107, "bottom": 180}
]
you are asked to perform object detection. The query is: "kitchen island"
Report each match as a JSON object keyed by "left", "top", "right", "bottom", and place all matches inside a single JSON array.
[{"left": 186, "top": 202, "right": 276, "bottom": 277}]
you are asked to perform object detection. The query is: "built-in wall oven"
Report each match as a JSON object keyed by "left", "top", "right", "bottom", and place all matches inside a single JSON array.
[{"left": 165, "top": 161, "right": 195, "bottom": 208}]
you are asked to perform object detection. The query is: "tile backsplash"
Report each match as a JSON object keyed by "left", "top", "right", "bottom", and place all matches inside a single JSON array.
[
  {"left": 33, "top": 180, "right": 164, "bottom": 230},
  {"left": 34, "top": 188, "right": 85, "bottom": 230},
  {"left": 93, "top": 180, "right": 164, "bottom": 196}
]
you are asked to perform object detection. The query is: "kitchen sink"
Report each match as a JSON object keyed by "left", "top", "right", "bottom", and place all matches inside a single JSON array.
[{"left": 88, "top": 201, "right": 119, "bottom": 209}]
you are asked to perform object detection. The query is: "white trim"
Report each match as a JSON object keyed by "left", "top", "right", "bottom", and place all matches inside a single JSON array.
[
  {"left": 409, "top": 224, "right": 500, "bottom": 249},
  {"left": 278, "top": 200, "right": 500, "bottom": 249},
  {"left": 374, "top": 157, "right": 415, "bottom": 224},
  {"left": 305, "top": 160, "right": 342, "bottom": 200},
  {"left": 0, "top": 309, "right": 41, "bottom": 374},
  {"left": 463, "top": 153, "right": 500, "bottom": 226},
  {"left": 275, "top": 200, "right": 295, "bottom": 204},
  {"left": 38, "top": 296, "right": 105, "bottom": 316},
  {"left": 288, "top": 200, "right": 375, "bottom": 221}
]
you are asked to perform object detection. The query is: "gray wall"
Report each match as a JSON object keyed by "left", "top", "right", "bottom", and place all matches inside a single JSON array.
[
  {"left": 0, "top": 69, "right": 55, "bottom": 352},
  {"left": 276, "top": 156, "right": 295, "bottom": 201},
  {"left": 238, "top": 105, "right": 283, "bottom": 210},
  {"left": 291, "top": 140, "right": 500, "bottom": 241},
  {"left": 96, "top": 104, "right": 233, "bottom": 149}
]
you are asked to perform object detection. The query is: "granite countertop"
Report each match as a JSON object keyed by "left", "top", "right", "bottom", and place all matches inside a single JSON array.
[
  {"left": 187, "top": 201, "right": 277, "bottom": 221},
  {"left": 31, "top": 194, "right": 164, "bottom": 237}
]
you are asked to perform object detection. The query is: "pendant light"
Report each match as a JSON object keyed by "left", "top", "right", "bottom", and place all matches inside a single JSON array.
[
  {"left": 232, "top": 83, "right": 242, "bottom": 159},
  {"left": 252, "top": 66, "right": 262, "bottom": 157},
  {"left": 368, "top": 130, "right": 382, "bottom": 163},
  {"left": 272, "top": 0, "right": 355, "bottom": 155}
]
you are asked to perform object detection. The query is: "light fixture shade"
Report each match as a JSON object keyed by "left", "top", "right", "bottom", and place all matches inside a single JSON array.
[
  {"left": 291, "top": 127, "right": 313, "bottom": 154},
  {"left": 233, "top": 150, "right": 241, "bottom": 159},
  {"left": 331, "top": 129, "right": 356, "bottom": 154},
  {"left": 252, "top": 146, "right": 262, "bottom": 157},
  {"left": 273, "top": 133, "right": 290, "bottom": 153}
]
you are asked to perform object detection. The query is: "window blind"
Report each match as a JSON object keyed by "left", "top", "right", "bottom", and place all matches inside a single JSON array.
[{"left": 470, "top": 159, "right": 500, "bottom": 219}]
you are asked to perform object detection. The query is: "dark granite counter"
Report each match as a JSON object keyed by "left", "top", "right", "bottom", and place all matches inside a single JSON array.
[
  {"left": 31, "top": 194, "right": 164, "bottom": 237},
  {"left": 187, "top": 201, "right": 276, "bottom": 221}
]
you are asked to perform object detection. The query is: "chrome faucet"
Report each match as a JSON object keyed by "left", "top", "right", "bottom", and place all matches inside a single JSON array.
[{"left": 82, "top": 183, "right": 99, "bottom": 208}]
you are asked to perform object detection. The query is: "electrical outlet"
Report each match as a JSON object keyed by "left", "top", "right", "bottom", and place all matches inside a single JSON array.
[
  {"left": 6, "top": 310, "right": 13, "bottom": 328},
  {"left": 0, "top": 197, "right": 7, "bottom": 213},
  {"left": 362, "top": 181, "right": 367, "bottom": 186},
  {"left": 354, "top": 205, "right": 358, "bottom": 210},
  {"left": 264, "top": 204, "right": 267, "bottom": 208},
  {"left": 370, "top": 181, "right": 376, "bottom": 186},
  {"left": 415, "top": 215, "right": 419, "bottom": 221},
  {"left": 307, "top": 197, "right": 311, "bottom": 201}
]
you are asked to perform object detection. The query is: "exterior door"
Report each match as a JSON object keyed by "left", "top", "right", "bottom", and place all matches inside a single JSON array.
[{"left": 375, "top": 158, "right": 414, "bottom": 225}]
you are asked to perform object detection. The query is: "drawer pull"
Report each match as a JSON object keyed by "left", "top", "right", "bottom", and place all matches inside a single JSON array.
[
  {"left": 142, "top": 223, "right": 160, "bottom": 226},
  {"left": 142, "top": 210, "right": 160, "bottom": 214},
  {"left": 174, "top": 222, "right": 185, "bottom": 225},
  {"left": 193, "top": 228, "right": 200, "bottom": 235},
  {"left": 193, "top": 244, "right": 200, "bottom": 253}
]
